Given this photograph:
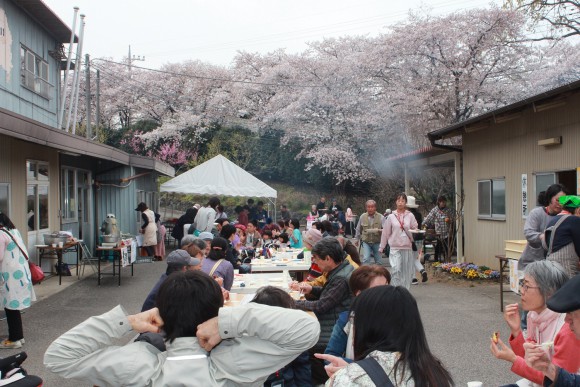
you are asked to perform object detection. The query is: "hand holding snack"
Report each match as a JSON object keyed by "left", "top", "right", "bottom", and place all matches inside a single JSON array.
[
  {"left": 490, "top": 336, "right": 517, "bottom": 363},
  {"left": 523, "top": 342, "right": 557, "bottom": 380},
  {"left": 289, "top": 281, "right": 300, "bottom": 291},
  {"left": 503, "top": 303, "right": 522, "bottom": 337},
  {"left": 491, "top": 331, "right": 500, "bottom": 344}
]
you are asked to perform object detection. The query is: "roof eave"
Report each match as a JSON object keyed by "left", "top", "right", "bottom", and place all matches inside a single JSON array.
[
  {"left": 428, "top": 79, "right": 580, "bottom": 142},
  {"left": 13, "top": 0, "right": 78, "bottom": 44}
]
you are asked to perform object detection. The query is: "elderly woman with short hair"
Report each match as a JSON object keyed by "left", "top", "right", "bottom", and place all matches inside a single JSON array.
[{"left": 490, "top": 260, "right": 580, "bottom": 386}]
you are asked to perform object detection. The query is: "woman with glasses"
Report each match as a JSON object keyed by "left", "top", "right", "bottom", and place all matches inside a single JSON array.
[
  {"left": 544, "top": 195, "right": 580, "bottom": 277},
  {"left": 490, "top": 260, "right": 580, "bottom": 386}
]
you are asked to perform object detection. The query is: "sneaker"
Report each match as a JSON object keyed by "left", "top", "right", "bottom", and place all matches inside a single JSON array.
[
  {"left": 0, "top": 339, "right": 23, "bottom": 349},
  {"left": 411, "top": 278, "right": 419, "bottom": 285},
  {"left": 421, "top": 269, "right": 428, "bottom": 283}
]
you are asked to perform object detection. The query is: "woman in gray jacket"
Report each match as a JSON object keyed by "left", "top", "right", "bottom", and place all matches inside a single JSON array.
[{"left": 44, "top": 270, "right": 320, "bottom": 386}]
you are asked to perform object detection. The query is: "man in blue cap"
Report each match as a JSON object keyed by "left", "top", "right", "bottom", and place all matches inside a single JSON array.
[{"left": 524, "top": 274, "right": 580, "bottom": 386}]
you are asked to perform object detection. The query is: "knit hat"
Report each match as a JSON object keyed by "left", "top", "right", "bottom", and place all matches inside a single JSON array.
[
  {"left": 166, "top": 250, "right": 200, "bottom": 267},
  {"left": 547, "top": 275, "right": 580, "bottom": 313},
  {"left": 559, "top": 195, "right": 580, "bottom": 208},
  {"left": 303, "top": 228, "right": 323, "bottom": 248},
  {"left": 198, "top": 232, "right": 214, "bottom": 241}
]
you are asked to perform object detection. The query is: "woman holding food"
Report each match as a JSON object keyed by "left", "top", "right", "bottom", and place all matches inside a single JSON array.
[{"left": 490, "top": 260, "right": 580, "bottom": 386}]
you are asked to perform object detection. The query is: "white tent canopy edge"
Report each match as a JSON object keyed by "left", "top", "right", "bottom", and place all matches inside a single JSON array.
[{"left": 160, "top": 154, "right": 278, "bottom": 218}]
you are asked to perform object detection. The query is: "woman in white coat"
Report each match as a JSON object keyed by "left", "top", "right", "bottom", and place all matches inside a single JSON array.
[{"left": 136, "top": 202, "right": 157, "bottom": 257}]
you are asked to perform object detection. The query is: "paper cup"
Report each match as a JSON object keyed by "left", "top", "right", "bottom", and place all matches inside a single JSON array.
[
  {"left": 58, "top": 242, "right": 64, "bottom": 248},
  {"left": 467, "top": 382, "right": 483, "bottom": 387},
  {"left": 51, "top": 243, "right": 57, "bottom": 248},
  {"left": 234, "top": 269, "right": 239, "bottom": 275}
]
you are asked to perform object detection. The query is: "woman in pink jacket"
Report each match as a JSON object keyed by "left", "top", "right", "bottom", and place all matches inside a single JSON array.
[
  {"left": 379, "top": 193, "right": 418, "bottom": 289},
  {"left": 490, "top": 260, "right": 580, "bottom": 386}
]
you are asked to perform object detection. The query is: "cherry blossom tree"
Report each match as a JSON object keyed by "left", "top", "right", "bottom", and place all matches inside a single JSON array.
[
  {"left": 506, "top": 0, "right": 580, "bottom": 39},
  {"left": 68, "top": 6, "right": 577, "bottom": 186}
]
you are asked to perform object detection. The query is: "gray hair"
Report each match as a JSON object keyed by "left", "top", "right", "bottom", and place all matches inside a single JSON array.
[
  {"left": 365, "top": 200, "right": 376, "bottom": 207},
  {"left": 192, "top": 238, "right": 207, "bottom": 251},
  {"left": 524, "top": 260, "right": 569, "bottom": 301},
  {"left": 312, "top": 237, "right": 344, "bottom": 264},
  {"left": 181, "top": 234, "right": 197, "bottom": 247}
]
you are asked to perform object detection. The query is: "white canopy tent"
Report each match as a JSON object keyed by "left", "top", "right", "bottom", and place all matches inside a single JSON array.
[{"left": 160, "top": 154, "right": 277, "bottom": 217}]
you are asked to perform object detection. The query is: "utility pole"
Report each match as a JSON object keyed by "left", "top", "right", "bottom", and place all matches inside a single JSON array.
[
  {"left": 85, "top": 53, "right": 91, "bottom": 139},
  {"left": 58, "top": 6, "right": 79, "bottom": 130},
  {"left": 126, "top": 45, "right": 144, "bottom": 129},
  {"left": 95, "top": 69, "right": 100, "bottom": 138},
  {"left": 66, "top": 14, "right": 85, "bottom": 134}
]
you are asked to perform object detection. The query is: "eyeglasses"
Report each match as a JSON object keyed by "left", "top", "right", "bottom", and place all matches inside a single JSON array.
[{"left": 519, "top": 279, "right": 540, "bottom": 292}]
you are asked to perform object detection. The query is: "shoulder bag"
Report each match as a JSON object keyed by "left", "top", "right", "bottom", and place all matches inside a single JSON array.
[
  {"left": 0, "top": 228, "right": 45, "bottom": 284},
  {"left": 209, "top": 259, "right": 224, "bottom": 277},
  {"left": 356, "top": 356, "right": 395, "bottom": 387}
]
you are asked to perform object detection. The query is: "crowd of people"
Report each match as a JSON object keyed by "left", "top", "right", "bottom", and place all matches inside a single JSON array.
[{"left": 40, "top": 189, "right": 580, "bottom": 386}]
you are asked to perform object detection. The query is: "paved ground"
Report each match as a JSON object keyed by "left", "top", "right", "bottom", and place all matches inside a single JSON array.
[{"left": 2, "top": 257, "right": 522, "bottom": 386}]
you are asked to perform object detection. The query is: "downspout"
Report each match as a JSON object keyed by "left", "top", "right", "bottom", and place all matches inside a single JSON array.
[{"left": 428, "top": 133, "right": 463, "bottom": 153}]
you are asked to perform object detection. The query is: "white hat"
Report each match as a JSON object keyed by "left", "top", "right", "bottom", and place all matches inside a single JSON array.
[{"left": 407, "top": 196, "right": 419, "bottom": 208}]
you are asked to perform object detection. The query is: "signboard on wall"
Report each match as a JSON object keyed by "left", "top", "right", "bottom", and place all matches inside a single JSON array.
[
  {"left": 509, "top": 259, "right": 520, "bottom": 294},
  {"left": 521, "top": 174, "right": 528, "bottom": 218}
]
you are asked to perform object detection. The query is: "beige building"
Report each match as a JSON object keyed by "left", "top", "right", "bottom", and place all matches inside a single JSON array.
[{"left": 427, "top": 79, "right": 580, "bottom": 268}]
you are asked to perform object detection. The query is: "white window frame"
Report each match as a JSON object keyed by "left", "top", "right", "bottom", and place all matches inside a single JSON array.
[
  {"left": 478, "top": 178, "right": 506, "bottom": 220},
  {"left": 20, "top": 45, "right": 53, "bottom": 99},
  {"left": 61, "top": 167, "right": 77, "bottom": 223},
  {"left": 26, "top": 160, "right": 50, "bottom": 232}
]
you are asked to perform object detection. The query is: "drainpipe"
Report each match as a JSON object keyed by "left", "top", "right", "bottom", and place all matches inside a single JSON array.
[{"left": 428, "top": 134, "right": 462, "bottom": 153}]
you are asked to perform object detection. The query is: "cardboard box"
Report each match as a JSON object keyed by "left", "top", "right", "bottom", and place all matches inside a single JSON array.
[{"left": 505, "top": 240, "right": 526, "bottom": 260}]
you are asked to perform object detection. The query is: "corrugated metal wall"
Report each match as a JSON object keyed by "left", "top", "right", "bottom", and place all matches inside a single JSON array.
[
  {"left": 96, "top": 166, "right": 139, "bottom": 237},
  {"left": 463, "top": 92, "right": 580, "bottom": 267},
  {"left": 96, "top": 167, "right": 160, "bottom": 239},
  {"left": 0, "top": 0, "right": 60, "bottom": 128}
]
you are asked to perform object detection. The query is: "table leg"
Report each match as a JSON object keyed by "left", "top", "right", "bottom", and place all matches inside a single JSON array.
[
  {"left": 499, "top": 258, "right": 505, "bottom": 312},
  {"left": 57, "top": 250, "right": 63, "bottom": 285},
  {"left": 118, "top": 251, "right": 121, "bottom": 286},
  {"left": 76, "top": 245, "right": 80, "bottom": 277},
  {"left": 98, "top": 250, "right": 101, "bottom": 286},
  {"left": 38, "top": 248, "right": 42, "bottom": 274}
]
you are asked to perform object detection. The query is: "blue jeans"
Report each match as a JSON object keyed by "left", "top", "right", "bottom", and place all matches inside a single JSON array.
[{"left": 362, "top": 242, "right": 381, "bottom": 265}]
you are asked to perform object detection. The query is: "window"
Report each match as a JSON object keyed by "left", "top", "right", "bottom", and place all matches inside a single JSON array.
[
  {"left": 478, "top": 178, "right": 506, "bottom": 218},
  {"left": 20, "top": 45, "right": 52, "bottom": 99},
  {"left": 61, "top": 168, "right": 77, "bottom": 221},
  {"left": 0, "top": 184, "right": 10, "bottom": 217},
  {"left": 535, "top": 173, "right": 556, "bottom": 205},
  {"left": 26, "top": 161, "right": 50, "bottom": 231}
]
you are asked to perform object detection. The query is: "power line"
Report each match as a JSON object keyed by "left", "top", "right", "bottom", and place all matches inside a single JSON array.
[
  {"left": 138, "top": 0, "right": 488, "bottom": 58},
  {"left": 92, "top": 58, "right": 325, "bottom": 88}
]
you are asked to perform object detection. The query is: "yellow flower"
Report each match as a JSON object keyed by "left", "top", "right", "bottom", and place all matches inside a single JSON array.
[{"left": 450, "top": 267, "right": 462, "bottom": 275}]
